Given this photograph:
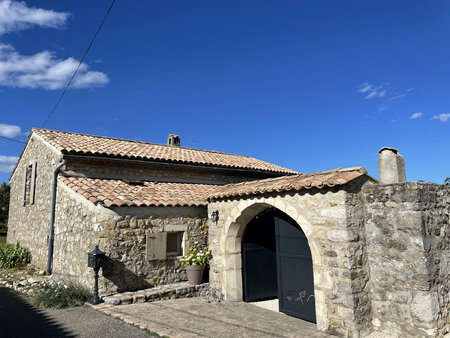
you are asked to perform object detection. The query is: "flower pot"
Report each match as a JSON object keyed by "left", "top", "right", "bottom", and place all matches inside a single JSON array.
[{"left": 185, "top": 265, "right": 205, "bottom": 285}]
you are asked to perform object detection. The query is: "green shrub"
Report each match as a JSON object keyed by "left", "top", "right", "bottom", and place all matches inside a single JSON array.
[
  {"left": 179, "top": 241, "right": 212, "bottom": 266},
  {"left": 0, "top": 242, "right": 32, "bottom": 268},
  {"left": 32, "top": 281, "right": 93, "bottom": 309}
]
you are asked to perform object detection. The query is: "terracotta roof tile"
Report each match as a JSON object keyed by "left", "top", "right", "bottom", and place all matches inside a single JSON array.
[
  {"left": 209, "top": 167, "right": 375, "bottom": 200},
  {"left": 33, "top": 128, "right": 296, "bottom": 174},
  {"left": 60, "top": 177, "right": 219, "bottom": 207}
]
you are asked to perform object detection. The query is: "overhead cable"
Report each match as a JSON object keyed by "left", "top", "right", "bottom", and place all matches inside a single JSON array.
[
  {"left": 0, "top": 136, "right": 26, "bottom": 144},
  {"left": 40, "top": 0, "right": 117, "bottom": 128}
]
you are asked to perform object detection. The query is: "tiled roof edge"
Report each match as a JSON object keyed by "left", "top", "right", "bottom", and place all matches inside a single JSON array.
[{"left": 208, "top": 166, "right": 374, "bottom": 200}]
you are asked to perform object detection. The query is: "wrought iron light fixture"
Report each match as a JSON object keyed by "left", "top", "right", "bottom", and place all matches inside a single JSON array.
[
  {"left": 87, "top": 245, "right": 106, "bottom": 305},
  {"left": 211, "top": 210, "right": 219, "bottom": 224}
]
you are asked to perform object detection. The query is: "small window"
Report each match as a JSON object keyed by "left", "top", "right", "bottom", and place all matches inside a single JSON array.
[
  {"left": 23, "top": 161, "right": 36, "bottom": 206},
  {"left": 146, "top": 231, "right": 185, "bottom": 261},
  {"left": 166, "top": 232, "right": 183, "bottom": 256}
]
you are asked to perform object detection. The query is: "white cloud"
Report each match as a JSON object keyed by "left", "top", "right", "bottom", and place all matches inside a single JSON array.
[
  {"left": 0, "top": 122, "right": 22, "bottom": 137},
  {"left": 432, "top": 114, "right": 450, "bottom": 122},
  {"left": 358, "top": 83, "right": 372, "bottom": 93},
  {"left": 0, "top": 1, "right": 108, "bottom": 90},
  {"left": 0, "top": 155, "right": 18, "bottom": 173},
  {"left": 0, "top": 0, "right": 69, "bottom": 36},
  {"left": 0, "top": 45, "right": 109, "bottom": 89},
  {"left": 410, "top": 112, "right": 423, "bottom": 119},
  {"left": 358, "top": 82, "right": 386, "bottom": 99}
]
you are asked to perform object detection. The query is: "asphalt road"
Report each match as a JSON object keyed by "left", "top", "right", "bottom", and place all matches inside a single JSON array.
[{"left": 0, "top": 287, "right": 155, "bottom": 338}]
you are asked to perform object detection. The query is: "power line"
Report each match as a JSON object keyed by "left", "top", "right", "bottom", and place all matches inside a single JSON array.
[
  {"left": 0, "top": 136, "right": 26, "bottom": 144},
  {"left": 41, "top": 0, "right": 117, "bottom": 128}
]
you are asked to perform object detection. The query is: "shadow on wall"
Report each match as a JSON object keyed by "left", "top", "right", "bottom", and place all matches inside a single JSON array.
[
  {"left": 0, "top": 287, "right": 75, "bottom": 337},
  {"left": 102, "top": 257, "right": 151, "bottom": 293}
]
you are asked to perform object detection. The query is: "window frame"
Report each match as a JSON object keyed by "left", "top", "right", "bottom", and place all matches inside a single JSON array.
[{"left": 23, "top": 161, "right": 37, "bottom": 206}]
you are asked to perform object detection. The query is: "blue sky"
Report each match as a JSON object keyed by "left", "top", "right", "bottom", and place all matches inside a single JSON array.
[{"left": 0, "top": 0, "right": 449, "bottom": 184}]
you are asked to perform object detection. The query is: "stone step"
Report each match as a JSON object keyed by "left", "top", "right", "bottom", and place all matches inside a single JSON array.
[{"left": 101, "top": 282, "right": 208, "bottom": 306}]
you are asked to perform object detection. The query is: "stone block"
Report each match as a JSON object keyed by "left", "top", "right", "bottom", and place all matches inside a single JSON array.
[
  {"left": 320, "top": 207, "right": 346, "bottom": 219},
  {"left": 410, "top": 292, "right": 440, "bottom": 323},
  {"left": 105, "top": 221, "right": 116, "bottom": 230},
  {"left": 98, "top": 231, "right": 108, "bottom": 238},
  {"left": 132, "top": 294, "right": 146, "bottom": 303},
  {"left": 117, "top": 220, "right": 129, "bottom": 229},
  {"left": 326, "top": 230, "right": 359, "bottom": 243},
  {"left": 103, "top": 296, "right": 120, "bottom": 305},
  {"left": 336, "top": 305, "right": 355, "bottom": 320}
]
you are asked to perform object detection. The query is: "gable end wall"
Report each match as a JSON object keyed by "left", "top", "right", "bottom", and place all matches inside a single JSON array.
[{"left": 7, "top": 133, "right": 62, "bottom": 266}]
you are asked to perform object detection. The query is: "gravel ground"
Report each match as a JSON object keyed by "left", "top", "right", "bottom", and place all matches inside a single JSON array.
[{"left": 0, "top": 287, "right": 157, "bottom": 338}]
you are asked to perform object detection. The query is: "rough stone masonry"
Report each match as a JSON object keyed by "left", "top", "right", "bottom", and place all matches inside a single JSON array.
[
  {"left": 363, "top": 182, "right": 449, "bottom": 337},
  {"left": 207, "top": 148, "right": 449, "bottom": 337}
]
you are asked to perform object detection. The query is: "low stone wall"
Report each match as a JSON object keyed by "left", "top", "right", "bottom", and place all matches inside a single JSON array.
[
  {"left": 363, "top": 182, "right": 450, "bottom": 337},
  {"left": 102, "top": 282, "right": 209, "bottom": 305}
]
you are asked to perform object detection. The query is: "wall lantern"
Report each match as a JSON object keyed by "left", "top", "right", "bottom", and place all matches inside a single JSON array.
[
  {"left": 211, "top": 210, "right": 219, "bottom": 224},
  {"left": 87, "top": 245, "right": 106, "bottom": 305}
]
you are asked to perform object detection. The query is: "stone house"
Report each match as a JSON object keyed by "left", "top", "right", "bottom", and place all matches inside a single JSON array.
[
  {"left": 7, "top": 129, "right": 449, "bottom": 337},
  {"left": 7, "top": 128, "right": 294, "bottom": 293}
]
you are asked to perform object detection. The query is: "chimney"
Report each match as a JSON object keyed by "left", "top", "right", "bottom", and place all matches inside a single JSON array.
[
  {"left": 377, "top": 147, "right": 406, "bottom": 184},
  {"left": 167, "top": 134, "right": 180, "bottom": 147}
]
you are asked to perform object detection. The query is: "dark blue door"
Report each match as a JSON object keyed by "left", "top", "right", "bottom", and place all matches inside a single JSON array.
[
  {"left": 275, "top": 213, "right": 316, "bottom": 323},
  {"left": 242, "top": 209, "right": 277, "bottom": 301},
  {"left": 242, "top": 209, "right": 316, "bottom": 323}
]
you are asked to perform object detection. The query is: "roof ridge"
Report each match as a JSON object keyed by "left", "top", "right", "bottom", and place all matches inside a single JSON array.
[{"left": 32, "top": 127, "right": 265, "bottom": 159}]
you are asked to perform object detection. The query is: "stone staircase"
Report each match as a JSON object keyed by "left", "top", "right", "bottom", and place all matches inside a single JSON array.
[{"left": 101, "top": 282, "right": 209, "bottom": 306}]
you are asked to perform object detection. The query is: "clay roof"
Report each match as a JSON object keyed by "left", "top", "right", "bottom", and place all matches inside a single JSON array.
[
  {"left": 60, "top": 177, "right": 220, "bottom": 207},
  {"left": 210, "top": 167, "right": 374, "bottom": 200},
  {"left": 33, "top": 128, "right": 296, "bottom": 174}
]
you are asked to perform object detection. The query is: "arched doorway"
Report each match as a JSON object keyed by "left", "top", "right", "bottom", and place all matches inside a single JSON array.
[{"left": 242, "top": 208, "right": 316, "bottom": 323}]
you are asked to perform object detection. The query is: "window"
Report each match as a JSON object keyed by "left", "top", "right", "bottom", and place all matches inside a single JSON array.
[
  {"left": 166, "top": 232, "right": 183, "bottom": 256},
  {"left": 146, "top": 231, "right": 185, "bottom": 261},
  {"left": 23, "top": 161, "right": 36, "bottom": 206}
]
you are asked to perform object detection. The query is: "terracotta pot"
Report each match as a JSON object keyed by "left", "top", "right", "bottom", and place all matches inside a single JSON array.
[{"left": 185, "top": 265, "right": 205, "bottom": 285}]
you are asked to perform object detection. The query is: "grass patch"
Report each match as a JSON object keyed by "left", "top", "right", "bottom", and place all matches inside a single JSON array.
[
  {"left": 32, "top": 281, "right": 93, "bottom": 309},
  {"left": 0, "top": 234, "right": 6, "bottom": 245},
  {"left": 0, "top": 242, "right": 31, "bottom": 268}
]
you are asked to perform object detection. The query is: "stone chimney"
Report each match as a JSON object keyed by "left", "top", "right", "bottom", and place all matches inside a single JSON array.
[
  {"left": 377, "top": 147, "right": 406, "bottom": 184},
  {"left": 167, "top": 134, "right": 180, "bottom": 147}
]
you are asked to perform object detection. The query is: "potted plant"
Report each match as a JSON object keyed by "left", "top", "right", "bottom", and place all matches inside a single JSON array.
[{"left": 179, "top": 242, "right": 212, "bottom": 285}]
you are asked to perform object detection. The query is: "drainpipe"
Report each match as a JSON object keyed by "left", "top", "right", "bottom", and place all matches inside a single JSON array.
[{"left": 46, "top": 158, "right": 67, "bottom": 276}]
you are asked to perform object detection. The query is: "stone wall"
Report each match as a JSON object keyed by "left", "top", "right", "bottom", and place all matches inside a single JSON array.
[
  {"left": 64, "top": 158, "right": 279, "bottom": 185},
  {"left": 51, "top": 182, "right": 117, "bottom": 289},
  {"left": 40, "top": 184, "right": 209, "bottom": 295},
  {"left": 363, "top": 182, "right": 450, "bottom": 337},
  {"left": 96, "top": 206, "right": 208, "bottom": 294},
  {"left": 207, "top": 177, "right": 374, "bottom": 337},
  {"left": 7, "top": 133, "right": 62, "bottom": 266}
]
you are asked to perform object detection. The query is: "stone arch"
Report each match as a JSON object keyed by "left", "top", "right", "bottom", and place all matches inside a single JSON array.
[
  {"left": 209, "top": 190, "right": 366, "bottom": 333},
  {"left": 220, "top": 199, "right": 317, "bottom": 297}
]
